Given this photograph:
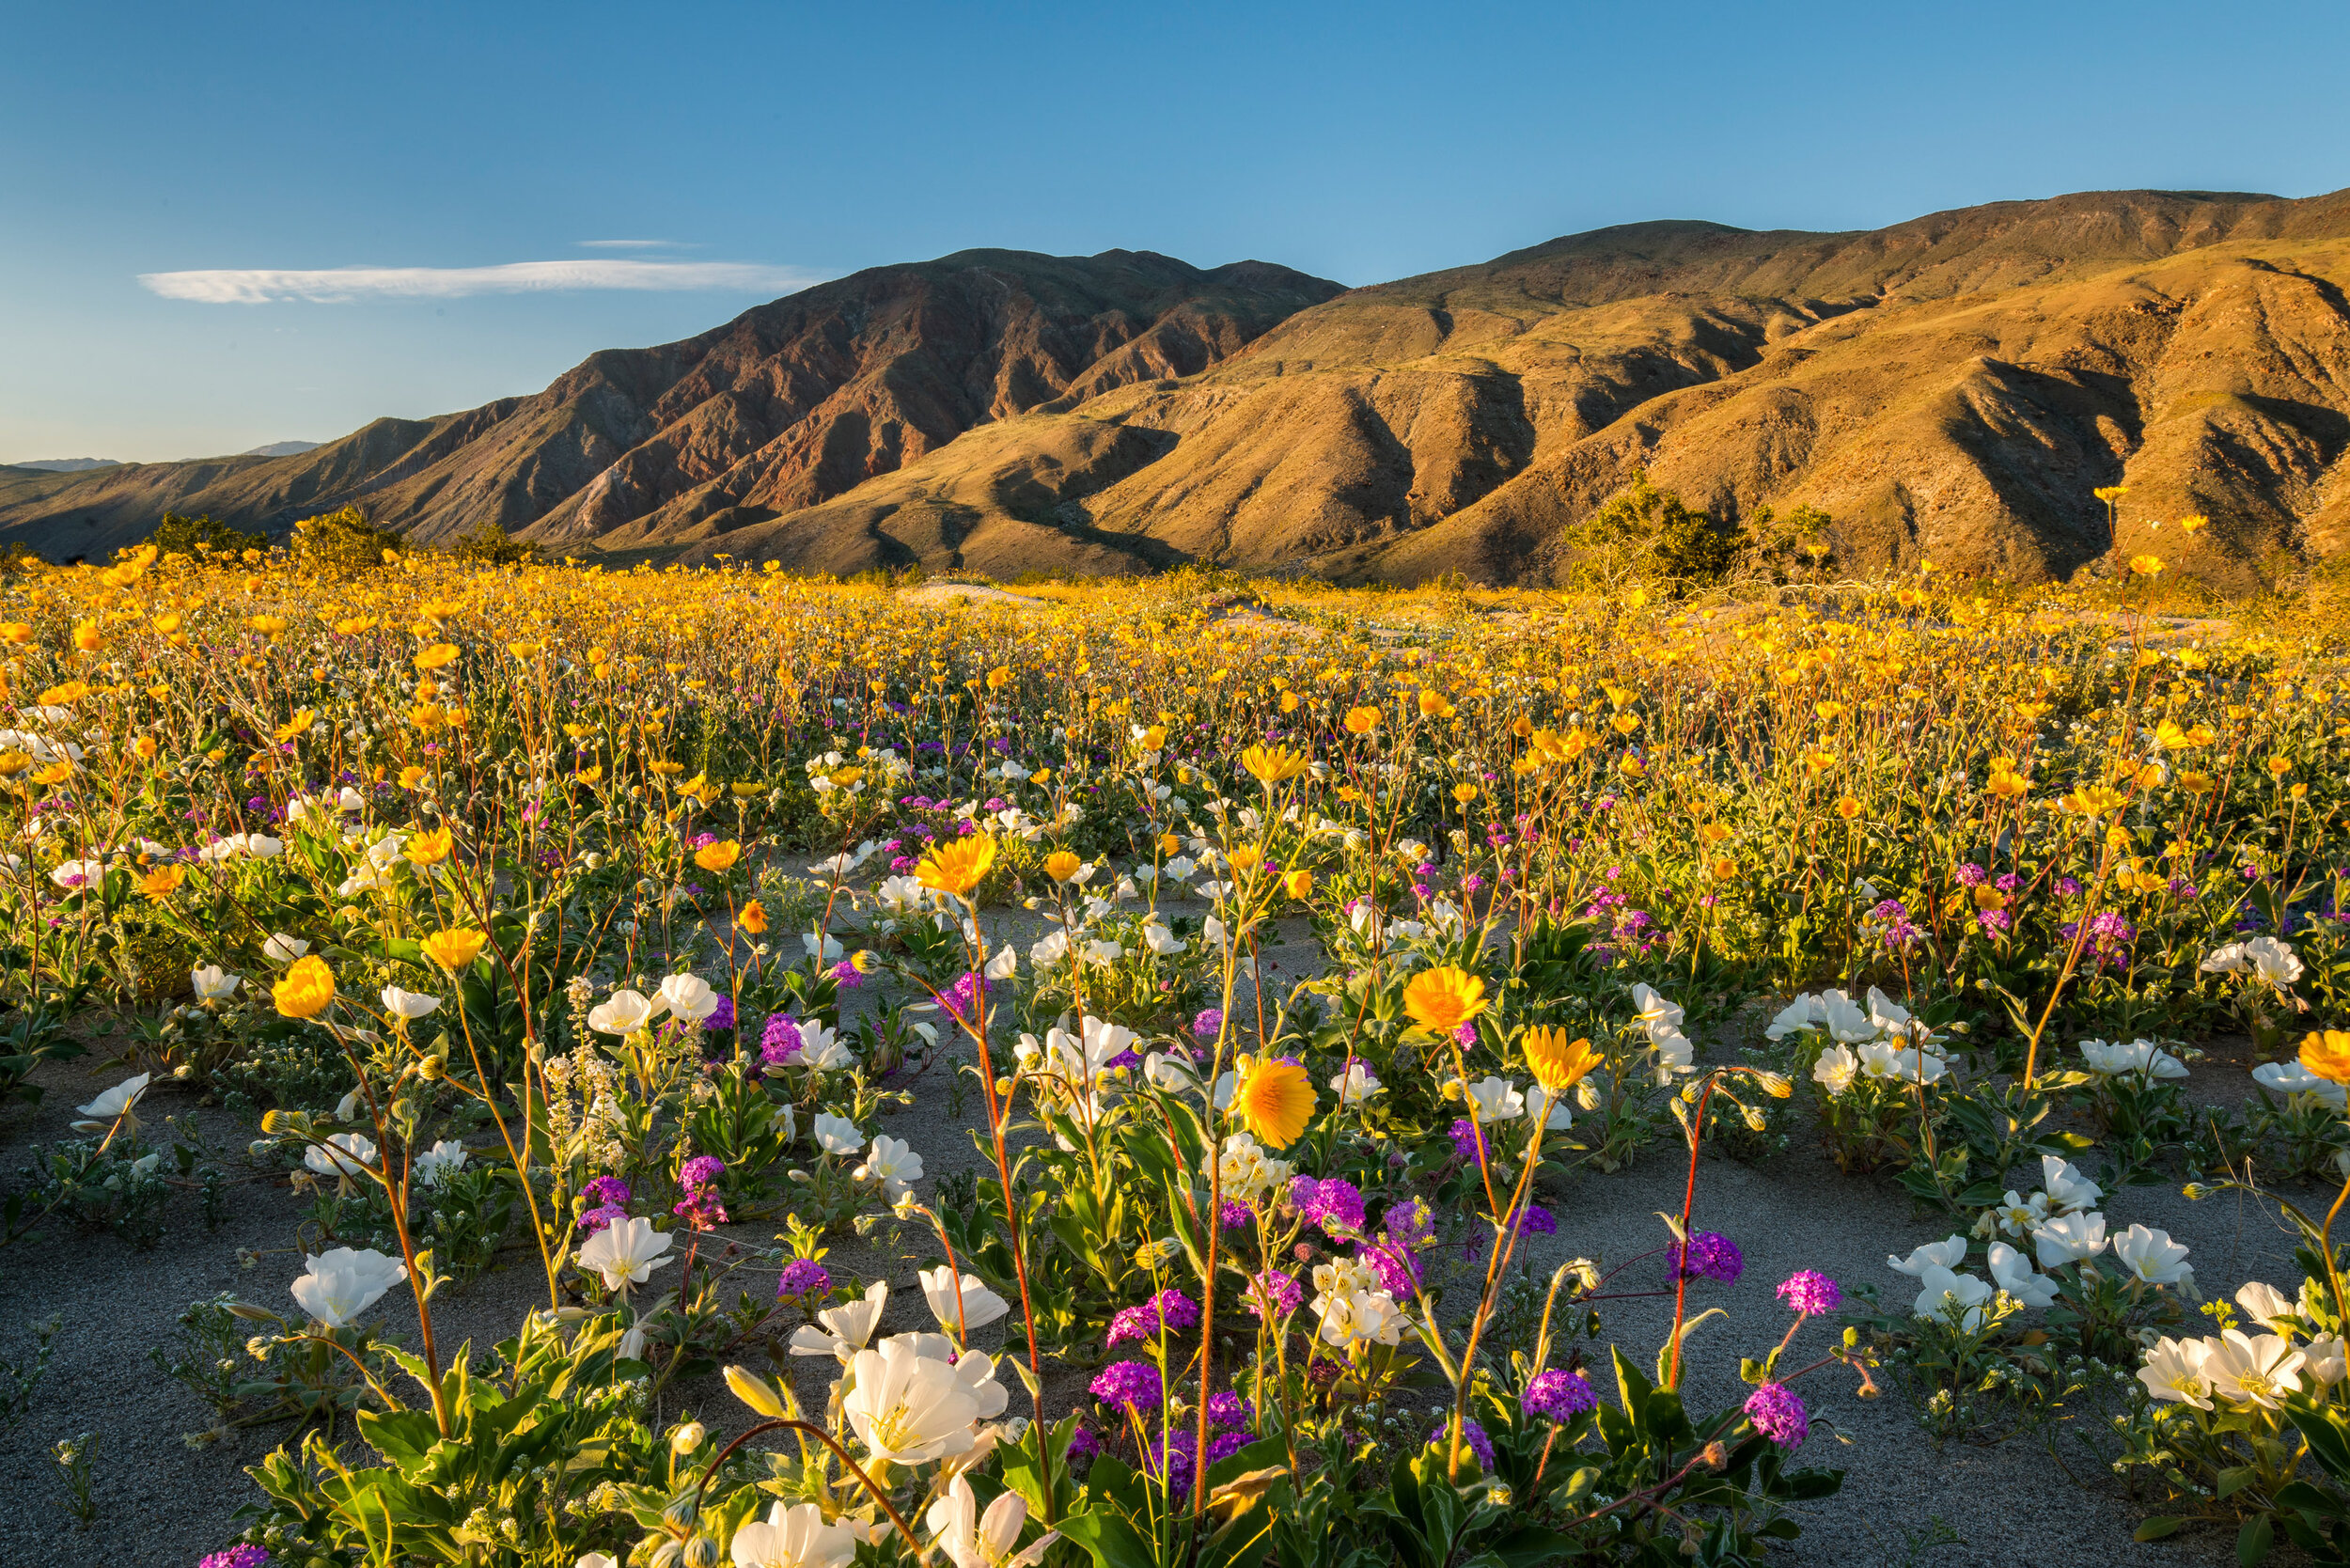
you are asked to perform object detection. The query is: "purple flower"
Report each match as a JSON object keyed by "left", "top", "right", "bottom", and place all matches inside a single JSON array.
[
  {"left": 1745, "top": 1382, "right": 1809, "bottom": 1448},
  {"left": 1426, "top": 1417, "right": 1494, "bottom": 1470},
  {"left": 199, "top": 1549, "right": 271, "bottom": 1568},
  {"left": 679, "top": 1155, "right": 727, "bottom": 1190},
  {"left": 1525, "top": 1368, "right": 1599, "bottom": 1421},
  {"left": 1954, "top": 862, "right": 1987, "bottom": 887},
  {"left": 578, "top": 1202, "right": 628, "bottom": 1234},
  {"left": 1191, "top": 1008, "right": 1225, "bottom": 1042},
  {"left": 1106, "top": 1290, "right": 1199, "bottom": 1345},
  {"left": 1290, "top": 1177, "right": 1367, "bottom": 1238},
  {"left": 1776, "top": 1270, "right": 1842, "bottom": 1316},
  {"left": 1243, "top": 1269, "right": 1303, "bottom": 1319},
  {"left": 1065, "top": 1422, "right": 1101, "bottom": 1461},
  {"left": 829, "top": 958, "right": 865, "bottom": 991},
  {"left": 1090, "top": 1359, "right": 1163, "bottom": 1412},
  {"left": 1449, "top": 1118, "right": 1486, "bottom": 1162},
  {"left": 1207, "top": 1430, "right": 1250, "bottom": 1464},
  {"left": 1152, "top": 1288, "right": 1201, "bottom": 1332},
  {"left": 1356, "top": 1238, "right": 1420, "bottom": 1296},
  {"left": 1219, "top": 1200, "right": 1252, "bottom": 1229},
  {"left": 777, "top": 1259, "right": 831, "bottom": 1297},
  {"left": 760, "top": 1013, "right": 806, "bottom": 1065},
  {"left": 583, "top": 1176, "right": 632, "bottom": 1208},
  {"left": 941, "top": 970, "right": 990, "bottom": 1023},
  {"left": 705, "top": 996, "right": 737, "bottom": 1033},
  {"left": 1207, "top": 1390, "right": 1254, "bottom": 1429},
  {"left": 673, "top": 1190, "right": 728, "bottom": 1229},
  {"left": 1670, "top": 1231, "right": 1744, "bottom": 1284},
  {"left": 1977, "top": 908, "right": 2012, "bottom": 934},
  {"left": 1105, "top": 1305, "right": 1156, "bottom": 1347}
]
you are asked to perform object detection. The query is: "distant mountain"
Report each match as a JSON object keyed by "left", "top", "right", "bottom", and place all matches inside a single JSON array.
[
  {"left": 0, "top": 250, "right": 1341, "bottom": 562},
  {"left": 12, "top": 458, "right": 121, "bottom": 473},
  {"left": 9, "top": 191, "right": 2350, "bottom": 587},
  {"left": 242, "top": 441, "right": 320, "bottom": 458}
]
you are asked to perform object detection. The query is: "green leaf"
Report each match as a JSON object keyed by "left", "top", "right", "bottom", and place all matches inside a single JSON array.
[
  {"left": 1055, "top": 1509, "right": 1159, "bottom": 1568},
  {"left": 2239, "top": 1513, "right": 2274, "bottom": 1567},
  {"left": 2133, "top": 1516, "right": 2185, "bottom": 1542}
]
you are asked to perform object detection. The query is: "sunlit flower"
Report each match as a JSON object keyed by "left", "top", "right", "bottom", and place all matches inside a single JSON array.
[
  {"left": 191, "top": 965, "right": 242, "bottom": 1001},
  {"left": 1230, "top": 1056, "right": 1316, "bottom": 1148},
  {"left": 2138, "top": 1336, "right": 2215, "bottom": 1409},
  {"left": 916, "top": 834, "right": 998, "bottom": 897},
  {"left": 855, "top": 1135, "right": 924, "bottom": 1200},
  {"left": 274, "top": 955, "right": 337, "bottom": 1019},
  {"left": 2204, "top": 1329, "right": 2305, "bottom": 1410},
  {"left": 842, "top": 1338, "right": 980, "bottom": 1465},
  {"left": 1402, "top": 965, "right": 1485, "bottom": 1033},
  {"left": 420, "top": 927, "right": 488, "bottom": 971},
  {"left": 290, "top": 1247, "right": 407, "bottom": 1326},
  {"left": 587, "top": 989, "right": 666, "bottom": 1034},
  {"left": 919, "top": 1265, "right": 1010, "bottom": 1334},
  {"left": 730, "top": 1500, "right": 855, "bottom": 1568},
  {"left": 380, "top": 986, "right": 441, "bottom": 1020},
  {"left": 926, "top": 1472, "right": 1057, "bottom": 1568},
  {"left": 577, "top": 1215, "right": 676, "bottom": 1295},
  {"left": 75, "top": 1073, "right": 151, "bottom": 1134},
  {"left": 791, "top": 1280, "right": 888, "bottom": 1362}
]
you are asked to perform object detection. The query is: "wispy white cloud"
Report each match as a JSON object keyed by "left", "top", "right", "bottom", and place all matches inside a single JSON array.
[
  {"left": 576, "top": 239, "right": 684, "bottom": 250},
  {"left": 138, "top": 259, "right": 826, "bottom": 305}
]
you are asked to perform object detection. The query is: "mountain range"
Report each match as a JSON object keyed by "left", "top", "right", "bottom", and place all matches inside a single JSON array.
[{"left": 8, "top": 186, "right": 2349, "bottom": 588}]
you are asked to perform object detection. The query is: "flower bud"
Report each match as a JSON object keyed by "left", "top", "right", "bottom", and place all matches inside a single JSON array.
[
  {"left": 418, "top": 1055, "right": 446, "bottom": 1081},
  {"left": 661, "top": 1497, "right": 698, "bottom": 1536},
  {"left": 724, "top": 1365, "right": 788, "bottom": 1419},
  {"left": 670, "top": 1420, "right": 706, "bottom": 1454},
  {"left": 684, "top": 1537, "right": 719, "bottom": 1568},
  {"left": 1700, "top": 1440, "right": 1729, "bottom": 1470}
]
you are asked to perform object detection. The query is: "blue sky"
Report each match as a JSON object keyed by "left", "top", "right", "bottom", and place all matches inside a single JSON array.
[{"left": 6, "top": 0, "right": 2345, "bottom": 463}]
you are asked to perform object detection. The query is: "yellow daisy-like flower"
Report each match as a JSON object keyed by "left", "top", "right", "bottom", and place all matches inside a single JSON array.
[
  {"left": 694, "top": 839, "right": 742, "bottom": 872},
  {"left": 405, "top": 826, "right": 453, "bottom": 865},
  {"left": 139, "top": 864, "right": 187, "bottom": 900},
  {"left": 1240, "top": 745, "right": 1307, "bottom": 785},
  {"left": 916, "top": 833, "right": 997, "bottom": 898},
  {"left": 2302, "top": 1030, "right": 2350, "bottom": 1086},
  {"left": 413, "top": 643, "right": 459, "bottom": 671},
  {"left": 738, "top": 899, "right": 768, "bottom": 934},
  {"left": 1523, "top": 1027, "right": 1599, "bottom": 1092},
  {"left": 1343, "top": 705, "right": 1382, "bottom": 734},
  {"left": 420, "top": 928, "right": 489, "bottom": 971},
  {"left": 1231, "top": 1055, "right": 1317, "bottom": 1149},
  {"left": 1043, "top": 850, "right": 1082, "bottom": 883},
  {"left": 1403, "top": 965, "right": 1487, "bottom": 1034},
  {"left": 274, "top": 955, "right": 337, "bottom": 1019},
  {"left": 1284, "top": 868, "right": 1314, "bottom": 900}
]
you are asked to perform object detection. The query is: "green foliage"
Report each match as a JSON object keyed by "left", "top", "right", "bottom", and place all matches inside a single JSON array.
[
  {"left": 290, "top": 505, "right": 405, "bottom": 572},
  {"left": 149, "top": 511, "right": 268, "bottom": 558},
  {"left": 1570, "top": 471, "right": 1747, "bottom": 591},
  {"left": 446, "top": 521, "right": 540, "bottom": 565}
]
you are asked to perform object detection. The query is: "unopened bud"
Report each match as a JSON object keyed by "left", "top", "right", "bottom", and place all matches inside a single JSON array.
[
  {"left": 671, "top": 1420, "right": 705, "bottom": 1454},
  {"left": 1700, "top": 1441, "right": 1729, "bottom": 1470},
  {"left": 417, "top": 1055, "right": 446, "bottom": 1081}
]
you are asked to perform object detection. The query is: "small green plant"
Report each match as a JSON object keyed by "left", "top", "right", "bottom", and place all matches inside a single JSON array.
[
  {"left": 1, "top": 1314, "right": 61, "bottom": 1435},
  {"left": 51, "top": 1430, "right": 99, "bottom": 1528}
]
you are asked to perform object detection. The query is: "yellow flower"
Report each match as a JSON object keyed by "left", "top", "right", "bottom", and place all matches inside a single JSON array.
[
  {"left": 248, "top": 614, "right": 289, "bottom": 636},
  {"left": 1418, "top": 690, "right": 1456, "bottom": 720},
  {"left": 916, "top": 834, "right": 997, "bottom": 897},
  {"left": 0, "top": 750, "right": 29, "bottom": 778},
  {"left": 1834, "top": 796, "right": 1862, "bottom": 821},
  {"left": 1230, "top": 1056, "right": 1317, "bottom": 1149},
  {"left": 140, "top": 864, "right": 187, "bottom": 900},
  {"left": 1240, "top": 745, "right": 1307, "bottom": 785},
  {"left": 414, "top": 643, "right": 459, "bottom": 670},
  {"left": 1043, "top": 850, "right": 1082, "bottom": 883},
  {"left": 420, "top": 928, "right": 488, "bottom": 971},
  {"left": 1452, "top": 782, "right": 1480, "bottom": 805},
  {"left": 133, "top": 735, "right": 159, "bottom": 760},
  {"left": 2302, "top": 1030, "right": 2350, "bottom": 1086},
  {"left": 405, "top": 826, "right": 453, "bottom": 865},
  {"left": 1227, "top": 843, "right": 1265, "bottom": 874},
  {"left": 1403, "top": 964, "right": 1486, "bottom": 1034},
  {"left": 397, "top": 764, "right": 429, "bottom": 790},
  {"left": 72, "top": 620, "right": 105, "bottom": 652},
  {"left": 986, "top": 665, "right": 1013, "bottom": 689},
  {"left": 274, "top": 955, "right": 337, "bottom": 1019},
  {"left": 694, "top": 839, "right": 742, "bottom": 872},
  {"left": 1158, "top": 833, "right": 1182, "bottom": 857},
  {"left": 1709, "top": 855, "right": 1737, "bottom": 882},
  {"left": 2129, "top": 555, "right": 2164, "bottom": 577},
  {"left": 739, "top": 899, "right": 768, "bottom": 934},
  {"left": 1523, "top": 1027, "right": 1599, "bottom": 1092},
  {"left": 1343, "top": 705, "right": 1382, "bottom": 733},
  {"left": 1284, "top": 868, "right": 1314, "bottom": 900}
]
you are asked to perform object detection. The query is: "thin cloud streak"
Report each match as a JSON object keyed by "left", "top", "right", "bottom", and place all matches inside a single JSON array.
[
  {"left": 576, "top": 239, "right": 683, "bottom": 249},
  {"left": 138, "top": 259, "right": 826, "bottom": 304}
]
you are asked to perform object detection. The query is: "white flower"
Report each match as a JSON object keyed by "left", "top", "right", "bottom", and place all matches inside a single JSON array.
[
  {"left": 75, "top": 1073, "right": 151, "bottom": 1132},
  {"left": 1763, "top": 995, "right": 1825, "bottom": 1041},
  {"left": 1144, "top": 1051, "right": 1198, "bottom": 1091},
  {"left": 577, "top": 1215, "right": 676, "bottom": 1295},
  {"left": 1648, "top": 1027, "right": 1697, "bottom": 1082},
  {"left": 261, "top": 933, "right": 311, "bottom": 963},
  {"left": 290, "top": 1247, "right": 407, "bottom": 1326},
  {"left": 2237, "top": 1281, "right": 2297, "bottom": 1332},
  {"left": 50, "top": 858, "right": 106, "bottom": 889},
  {"left": 1815, "top": 988, "right": 1880, "bottom": 1043},
  {"left": 797, "top": 1023, "right": 854, "bottom": 1072},
  {"left": 1888, "top": 1236, "right": 1969, "bottom": 1277},
  {"left": 791, "top": 1280, "right": 887, "bottom": 1361},
  {"left": 1811, "top": 1044, "right": 1858, "bottom": 1096},
  {"left": 2204, "top": 1329, "right": 2306, "bottom": 1409},
  {"left": 414, "top": 1139, "right": 468, "bottom": 1187},
  {"left": 1028, "top": 930, "right": 1070, "bottom": 967},
  {"left": 2031, "top": 1211, "right": 2108, "bottom": 1269},
  {"left": 245, "top": 834, "right": 285, "bottom": 858},
  {"left": 2201, "top": 934, "right": 2303, "bottom": 989},
  {"left": 1527, "top": 1084, "right": 1574, "bottom": 1130},
  {"left": 1911, "top": 1265, "right": 1995, "bottom": 1331},
  {"left": 855, "top": 1135, "right": 924, "bottom": 1200},
  {"left": 577, "top": 1556, "right": 619, "bottom": 1568},
  {"left": 1629, "top": 983, "right": 1684, "bottom": 1033},
  {"left": 919, "top": 1265, "right": 1010, "bottom": 1333},
  {"left": 926, "top": 1472, "right": 1057, "bottom": 1568},
  {"left": 1141, "top": 920, "right": 1184, "bottom": 956},
  {"left": 813, "top": 1111, "right": 863, "bottom": 1155},
  {"left": 2138, "top": 1336, "right": 2216, "bottom": 1410},
  {"left": 2254, "top": 1059, "right": 2348, "bottom": 1107},
  {"left": 2111, "top": 1223, "right": 2192, "bottom": 1286},
  {"left": 731, "top": 1499, "right": 856, "bottom": 1568},
  {"left": 1986, "top": 1242, "right": 2060, "bottom": 1309},
  {"left": 1330, "top": 1061, "right": 1382, "bottom": 1106},
  {"left": 1463, "top": 1075, "right": 1524, "bottom": 1124},
  {"left": 842, "top": 1337, "right": 980, "bottom": 1465},
  {"left": 803, "top": 929, "right": 845, "bottom": 963},
  {"left": 380, "top": 985, "right": 442, "bottom": 1020},
  {"left": 1164, "top": 855, "right": 1197, "bottom": 881},
  {"left": 1312, "top": 1284, "right": 1406, "bottom": 1347},
  {"left": 2307, "top": 1335, "right": 2347, "bottom": 1388},
  {"left": 190, "top": 964, "right": 242, "bottom": 1000},
  {"left": 2038, "top": 1155, "right": 2103, "bottom": 1214},
  {"left": 2078, "top": 1038, "right": 2187, "bottom": 1079},
  {"left": 984, "top": 943, "right": 1018, "bottom": 980},
  {"left": 658, "top": 972, "right": 720, "bottom": 1023},
  {"left": 1991, "top": 1190, "right": 2050, "bottom": 1238},
  {"left": 586, "top": 988, "right": 666, "bottom": 1034},
  {"left": 305, "top": 1132, "right": 378, "bottom": 1179}
]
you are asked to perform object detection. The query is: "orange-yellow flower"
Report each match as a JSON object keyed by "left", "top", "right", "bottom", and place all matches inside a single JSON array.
[
  {"left": 1043, "top": 850, "right": 1082, "bottom": 883},
  {"left": 916, "top": 834, "right": 997, "bottom": 898},
  {"left": 139, "top": 864, "right": 187, "bottom": 900},
  {"left": 1523, "top": 1027, "right": 1600, "bottom": 1093},
  {"left": 274, "top": 955, "right": 337, "bottom": 1019},
  {"left": 1284, "top": 868, "right": 1314, "bottom": 900},
  {"left": 738, "top": 899, "right": 768, "bottom": 934},
  {"left": 1343, "top": 705, "right": 1382, "bottom": 734},
  {"left": 1403, "top": 965, "right": 1487, "bottom": 1034},
  {"left": 1240, "top": 745, "right": 1307, "bottom": 785},
  {"left": 414, "top": 643, "right": 458, "bottom": 671},
  {"left": 405, "top": 826, "right": 453, "bottom": 865},
  {"left": 2302, "top": 1030, "right": 2350, "bottom": 1085},
  {"left": 1230, "top": 1055, "right": 1317, "bottom": 1149},
  {"left": 421, "top": 928, "right": 488, "bottom": 971},
  {"left": 694, "top": 839, "right": 742, "bottom": 872}
]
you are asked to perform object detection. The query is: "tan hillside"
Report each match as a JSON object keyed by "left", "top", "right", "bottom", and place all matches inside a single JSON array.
[{"left": 0, "top": 250, "right": 1340, "bottom": 562}]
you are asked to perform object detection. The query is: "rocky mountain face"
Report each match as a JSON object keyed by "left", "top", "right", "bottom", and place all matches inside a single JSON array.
[
  {"left": 11, "top": 189, "right": 2350, "bottom": 587},
  {"left": 0, "top": 250, "right": 1341, "bottom": 561}
]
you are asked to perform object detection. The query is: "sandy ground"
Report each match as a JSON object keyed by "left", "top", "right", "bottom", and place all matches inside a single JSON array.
[{"left": 0, "top": 907, "right": 2315, "bottom": 1567}]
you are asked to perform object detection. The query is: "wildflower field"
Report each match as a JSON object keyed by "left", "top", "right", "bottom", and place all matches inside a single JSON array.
[{"left": 11, "top": 542, "right": 2350, "bottom": 1568}]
